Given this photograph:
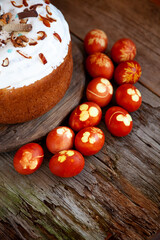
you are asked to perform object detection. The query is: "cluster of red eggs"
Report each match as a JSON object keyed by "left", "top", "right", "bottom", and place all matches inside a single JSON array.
[
  {"left": 13, "top": 29, "right": 142, "bottom": 178},
  {"left": 84, "top": 29, "right": 142, "bottom": 137}
]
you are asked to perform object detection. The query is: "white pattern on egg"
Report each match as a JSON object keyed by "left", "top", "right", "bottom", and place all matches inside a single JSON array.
[
  {"left": 127, "top": 88, "right": 140, "bottom": 102},
  {"left": 116, "top": 113, "right": 132, "bottom": 126}
]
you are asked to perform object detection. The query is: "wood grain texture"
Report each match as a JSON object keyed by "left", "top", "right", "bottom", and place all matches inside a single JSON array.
[
  {"left": 52, "top": 0, "right": 160, "bottom": 97},
  {"left": 0, "top": 36, "right": 160, "bottom": 240},
  {"left": 0, "top": 38, "right": 85, "bottom": 153}
]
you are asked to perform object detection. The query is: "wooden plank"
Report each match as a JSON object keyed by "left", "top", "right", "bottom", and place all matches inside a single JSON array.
[
  {"left": 0, "top": 39, "right": 86, "bottom": 153},
  {"left": 0, "top": 35, "right": 160, "bottom": 240},
  {"left": 52, "top": 0, "right": 160, "bottom": 97}
]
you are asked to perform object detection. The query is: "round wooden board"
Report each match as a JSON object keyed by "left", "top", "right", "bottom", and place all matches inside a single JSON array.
[{"left": 0, "top": 38, "right": 85, "bottom": 153}]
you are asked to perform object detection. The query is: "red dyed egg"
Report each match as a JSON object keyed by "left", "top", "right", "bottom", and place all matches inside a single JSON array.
[
  {"left": 49, "top": 150, "right": 85, "bottom": 178},
  {"left": 69, "top": 102, "right": 102, "bottom": 132},
  {"left": 84, "top": 29, "right": 108, "bottom": 55},
  {"left": 114, "top": 60, "right": 142, "bottom": 85},
  {"left": 86, "top": 52, "right": 114, "bottom": 80},
  {"left": 86, "top": 77, "right": 113, "bottom": 107},
  {"left": 75, "top": 126, "right": 105, "bottom": 156},
  {"left": 105, "top": 106, "right": 133, "bottom": 137},
  {"left": 46, "top": 126, "right": 75, "bottom": 154},
  {"left": 111, "top": 38, "right": 136, "bottom": 64},
  {"left": 13, "top": 143, "right": 44, "bottom": 175},
  {"left": 115, "top": 84, "right": 142, "bottom": 112}
]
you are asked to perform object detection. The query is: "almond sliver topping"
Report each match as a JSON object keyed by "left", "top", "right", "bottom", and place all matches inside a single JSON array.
[
  {"left": 39, "top": 14, "right": 56, "bottom": 23},
  {"left": 53, "top": 32, "right": 62, "bottom": 42},
  {"left": 2, "top": 58, "right": 9, "bottom": 67},
  {"left": 39, "top": 53, "right": 47, "bottom": 64},
  {"left": 45, "top": 0, "right": 50, "bottom": 4},
  {"left": 23, "top": 0, "right": 28, "bottom": 7},
  {"left": 11, "top": 1, "right": 23, "bottom": 8},
  {"left": 37, "top": 31, "right": 47, "bottom": 40},
  {"left": 46, "top": 14, "right": 56, "bottom": 22},
  {"left": 39, "top": 15, "right": 51, "bottom": 27},
  {"left": 46, "top": 5, "right": 52, "bottom": 15},
  {"left": 29, "top": 39, "right": 38, "bottom": 46},
  {"left": 16, "top": 50, "right": 32, "bottom": 59}
]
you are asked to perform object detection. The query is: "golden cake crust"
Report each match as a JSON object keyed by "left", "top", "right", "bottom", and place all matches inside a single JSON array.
[{"left": 0, "top": 42, "right": 73, "bottom": 124}]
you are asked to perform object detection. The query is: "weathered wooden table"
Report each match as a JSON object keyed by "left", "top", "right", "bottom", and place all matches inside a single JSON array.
[{"left": 0, "top": 0, "right": 160, "bottom": 239}]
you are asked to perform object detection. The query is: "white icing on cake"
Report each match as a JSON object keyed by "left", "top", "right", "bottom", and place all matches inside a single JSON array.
[{"left": 0, "top": 0, "right": 71, "bottom": 89}]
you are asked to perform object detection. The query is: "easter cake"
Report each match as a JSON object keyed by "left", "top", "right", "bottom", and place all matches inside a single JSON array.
[{"left": 0, "top": 0, "right": 73, "bottom": 124}]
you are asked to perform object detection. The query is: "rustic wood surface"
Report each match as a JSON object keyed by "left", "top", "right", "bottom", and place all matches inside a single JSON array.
[
  {"left": 0, "top": 0, "right": 160, "bottom": 240},
  {"left": 0, "top": 40, "right": 85, "bottom": 153}
]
